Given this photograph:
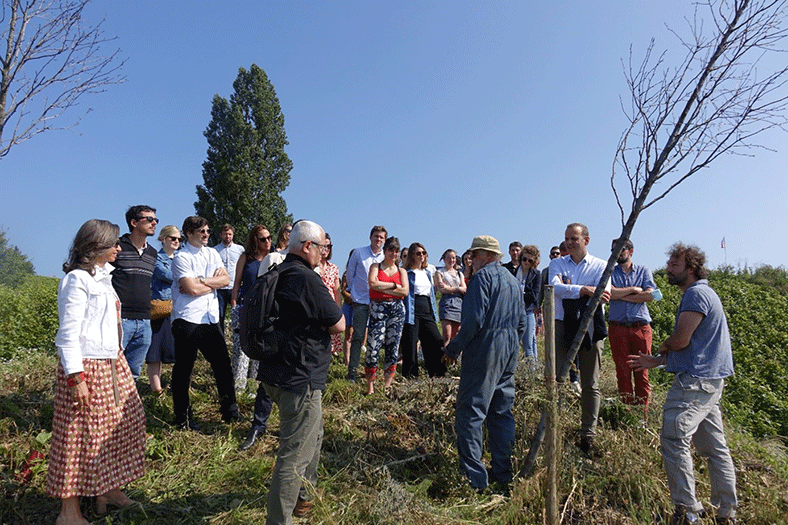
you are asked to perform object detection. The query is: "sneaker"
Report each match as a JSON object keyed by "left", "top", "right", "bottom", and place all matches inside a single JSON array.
[
  {"left": 670, "top": 507, "right": 701, "bottom": 525},
  {"left": 569, "top": 380, "right": 582, "bottom": 397}
]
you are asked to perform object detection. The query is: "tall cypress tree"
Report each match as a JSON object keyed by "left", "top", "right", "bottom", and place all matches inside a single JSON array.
[{"left": 195, "top": 64, "right": 293, "bottom": 244}]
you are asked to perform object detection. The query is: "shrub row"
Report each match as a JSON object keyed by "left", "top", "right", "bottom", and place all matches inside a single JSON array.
[{"left": 0, "top": 276, "right": 59, "bottom": 359}]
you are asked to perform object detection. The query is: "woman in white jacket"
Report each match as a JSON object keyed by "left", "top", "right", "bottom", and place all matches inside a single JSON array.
[{"left": 47, "top": 219, "right": 146, "bottom": 525}]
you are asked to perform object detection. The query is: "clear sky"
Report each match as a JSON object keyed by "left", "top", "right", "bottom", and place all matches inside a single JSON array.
[{"left": 2, "top": 1, "right": 786, "bottom": 278}]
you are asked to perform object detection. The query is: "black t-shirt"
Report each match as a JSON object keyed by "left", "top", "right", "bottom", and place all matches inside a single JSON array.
[{"left": 259, "top": 254, "right": 343, "bottom": 392}]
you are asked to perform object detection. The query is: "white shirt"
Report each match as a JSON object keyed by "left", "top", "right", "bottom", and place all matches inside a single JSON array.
[
  {"left": 548, "top": 253, "right": 611, "bottom": 339},
  {"left": 172, "top": 242, "right": 223, "bottom": 324},
  {"left": 214, "top": 242, "right": 244, "bottom": 290},
  {"left": 413, "top": 269, "right": 432, "bottom": 296},
  {"left": 55, "top": 264, "right": 120, "bottom": 375},
  {"left": 257, "top": 250, "right": 287, "bottom": 277}
]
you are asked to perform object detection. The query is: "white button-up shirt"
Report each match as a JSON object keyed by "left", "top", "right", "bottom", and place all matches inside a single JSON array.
[
  {"left": 55, "top": 264, "right": 121, "bottom": 375},
  {"left": 172, "top": 242, "right": 223, "bottom": 324},
  {"left": 214, "top": 242, "right": 244, "bottom": 290},
  {"left": 548, "top": 253, "right": 611, "bottom": 339}
]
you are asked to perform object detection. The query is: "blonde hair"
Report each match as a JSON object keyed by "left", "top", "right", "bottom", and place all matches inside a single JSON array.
[{"left": 158, "top": 225, "right": 181, "bottom": 243}]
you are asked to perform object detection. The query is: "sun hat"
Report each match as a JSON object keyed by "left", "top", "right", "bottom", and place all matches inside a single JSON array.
[{"left": 467, "top": 235, "right": 502, "bottom": 256}]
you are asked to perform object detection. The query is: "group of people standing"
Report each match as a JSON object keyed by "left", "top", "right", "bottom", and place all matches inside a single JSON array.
[{"left": 47, "top": 209, "right": 738, "bottom": 525}]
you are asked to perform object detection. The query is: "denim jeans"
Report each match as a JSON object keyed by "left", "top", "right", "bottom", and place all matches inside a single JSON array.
[
  {"left": 521, "top": 310, "right": 537, "bottom": 361},
  {"left": 264, "top": 384, "right": 323, "bottom": 525},
  {"left": 455, "top": 345, "right": 517, "bottom": 489},
  {"left": 122, "top": 318, "right": 151, "bottom": 380},
  {"left": 661, "top": 373, "right": 737, "bottom": 519},
  {"left": 347, "top": 303, "right": 370, "bottom": 380}
]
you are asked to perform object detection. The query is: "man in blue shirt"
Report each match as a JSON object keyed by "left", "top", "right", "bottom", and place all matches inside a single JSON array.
[
  {"left": 443, "top": 235, "right": 525, "bottom": 492},
  {"left": 609, "top": 238, "right": 656, "bottom": 407},
  {"left": 549, "top": 223, "right": 610, "bottom": 455},
  {"left": 630, "top": 243, "right": 736, "bottom": 525},
  {"left": 345, "top": 226, "right": 386, "bottom": 381},
  {"left": 213, "top": 224, "right": 244, "bottom": 334}
]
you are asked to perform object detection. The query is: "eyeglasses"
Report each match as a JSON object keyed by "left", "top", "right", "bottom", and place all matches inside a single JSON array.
[
  {"left": 136, "top": 216, "right": 159, "bottom": 224},
  {"left": 167, "top": 236, "right": 181, "bottom": 242},
  {"left": 550, "top": 252, "right": 560, "bottom": 257},
  {"left": 302, "top": 240, "right": 330, "bottom": 253},
  {"left": 197, "top": 228, "right": 210, "bottom": 235},
  {"left": 259, "top": 236, "right": 272, "bottom": 242}
]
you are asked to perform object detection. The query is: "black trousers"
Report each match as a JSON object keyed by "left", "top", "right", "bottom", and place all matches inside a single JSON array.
[
  {"left": 400, "top": 295, "right": 446, "bottom": 379},
  {"left": 171, "top": 319, "right": 237, "bottom": 422}
]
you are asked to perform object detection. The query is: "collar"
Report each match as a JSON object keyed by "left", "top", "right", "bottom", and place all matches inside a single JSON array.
[
  {"left": 183, "top": 242, "right": 206, "bottom": 255},
  {"left": 284, "top": 252, "right": 313, "bottom": 269},
  {"left": 94, "top": 263, "right": 114, "bottom": 281}
]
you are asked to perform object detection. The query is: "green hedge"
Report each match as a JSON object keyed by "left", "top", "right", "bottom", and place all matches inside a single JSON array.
[
  {"left": 0, "top": 276, "right": 59, "bottom": 359},
  {"left": 647, "top": 269, "right": 788, "bottom": 438}
]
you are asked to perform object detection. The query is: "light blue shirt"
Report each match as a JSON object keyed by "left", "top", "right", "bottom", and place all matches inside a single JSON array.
[
  {"left": 346, "top": 244, "right": 383, "bottom": 305},
  {"left": 214, "top": 242, "right": 244, "bottom": 290},
  {"left": 609, "top": 263, "right": 656, "bottom": 323},
  {"left": 666, "top": 280, "right": 734, "bottom": 379},
  {"left": 549, "top": 253, "right": 610, "bottom": 339}
]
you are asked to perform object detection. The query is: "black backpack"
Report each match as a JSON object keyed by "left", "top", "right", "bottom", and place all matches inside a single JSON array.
[{"left": 239, "top": 263, "right": 281, "bottom": 360}]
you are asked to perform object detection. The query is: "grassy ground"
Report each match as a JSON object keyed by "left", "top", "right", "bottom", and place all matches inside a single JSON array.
[{"left": 1, "top": 341, "right": 787, "bottom": 524}]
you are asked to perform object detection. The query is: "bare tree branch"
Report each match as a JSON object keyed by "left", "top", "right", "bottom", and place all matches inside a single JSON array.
[
  {"left": 524, "top": 0, "right": 788, "bottom": 478},
  {"left": 0, "top": 0, "right": 125, "bottom": 159}
]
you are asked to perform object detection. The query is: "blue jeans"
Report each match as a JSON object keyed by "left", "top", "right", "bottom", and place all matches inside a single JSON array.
[
  {"left": 348, "top": 303, "right": 370, "bottom": 380},
  {"left": 521, "top": 311, "right": 537, "bottom": 361},
  {"left": 455, "top": 344, "right": 518, "bottom": 489},
  {"left": 122, "top": 318, "right": 151, "bottom": 380}
]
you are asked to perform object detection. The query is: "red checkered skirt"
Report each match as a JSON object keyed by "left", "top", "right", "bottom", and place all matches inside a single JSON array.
[{"left": 46, "top": 351, "right": 146, "bottom": 498}]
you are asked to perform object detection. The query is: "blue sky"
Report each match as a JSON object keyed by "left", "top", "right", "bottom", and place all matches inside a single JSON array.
[{"left": 2, "top": 1, "right": 786, "bottom": 278}]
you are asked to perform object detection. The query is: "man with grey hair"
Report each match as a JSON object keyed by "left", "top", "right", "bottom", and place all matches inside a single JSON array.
[
  {"left": 443, "top": 235, "right": 525, "bottom": 492},
  {"left": 258, "top": 220, "right": 345, "bottom": 524}
]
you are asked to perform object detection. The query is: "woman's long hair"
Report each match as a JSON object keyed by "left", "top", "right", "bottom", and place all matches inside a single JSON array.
[
  {"left": 275, "top": 223, "right": 292, "bottom": 251},
  {"left": 383, "top": 237, "right": 401, "bottom": 267},
  {"left": 404, "top": 242, "right": 426, "bottom": 270},
  {"left": 63, "top": 219, "right": 120, "bottom": 276},
  {"left": 245, "top": 225, "right": 270, "bottom": 260}
]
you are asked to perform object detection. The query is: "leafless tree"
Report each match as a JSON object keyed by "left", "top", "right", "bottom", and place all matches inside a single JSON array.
[
  {"left": 523, "top": 0, "right": 788, "bottom": 478},
  {"left": 0, "top": 0, "right": 125, "bottom": 159}
]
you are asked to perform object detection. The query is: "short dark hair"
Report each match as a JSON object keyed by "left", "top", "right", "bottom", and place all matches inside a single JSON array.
[
  {"left": 667, "top": 242, "right": 708, "bottom": 280},
  {"left": 613, "top": 238, "right": 634, "bottom": 251},
  {"left": 509, "top": 241, "right": 522, "bottom": 249},
  {"left": 182, "top": 216, "right": 208, "bottom": 236},
  {"left": 370, "top": 225, "right": 387, "bottom": 237},
  {"left": 125, "top": 205, "right": 156, "bottom": 231},
  {"left": 220, "top": 224, "right": 235, "bottom": 234},
  {"left": 566, "top": 222, "right": 589, "bottom": 238}
]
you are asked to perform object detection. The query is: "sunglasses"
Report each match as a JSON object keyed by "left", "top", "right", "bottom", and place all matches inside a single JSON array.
[
  {"left": 521, "top": 257, "right": 535, "bottom": 264},
  {"left": 259, "top": 235, "right": 272, "bottom": 242},
  {"left": 167, "top": 236, "right": 181, "bottom": 242},
  {"left": 136, "top": 216, "right": 159, "bottom": 224},
  {"left": 413, "top": 251, "right": 426, "bottom": 256},
  {"left": 197, "top": 228, "right": 210, "bottom": 235}
]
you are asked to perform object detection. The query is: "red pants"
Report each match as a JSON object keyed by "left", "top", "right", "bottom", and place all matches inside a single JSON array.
[{"left": 608, "top": 323, "right": 652, "bottom": 406}]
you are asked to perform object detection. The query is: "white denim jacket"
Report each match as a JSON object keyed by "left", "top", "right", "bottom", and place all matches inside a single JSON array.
[{"left": 54, "top": 264, "right": 121, "bottom": 375}]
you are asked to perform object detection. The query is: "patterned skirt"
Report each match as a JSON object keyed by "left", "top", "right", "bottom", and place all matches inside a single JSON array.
[{"left": 46, "top": 351, "right": 146, "bottom": 498}]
